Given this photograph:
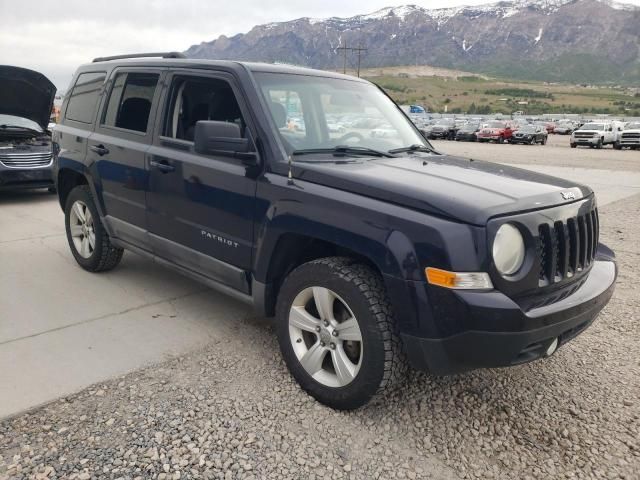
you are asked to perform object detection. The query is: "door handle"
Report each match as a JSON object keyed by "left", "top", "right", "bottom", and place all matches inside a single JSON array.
[
  {"left": 90, "top": 144, "right": 109, "bottom": 156},
  {"left": 150, "top": 159, "right": 176, "bottom": 173}
]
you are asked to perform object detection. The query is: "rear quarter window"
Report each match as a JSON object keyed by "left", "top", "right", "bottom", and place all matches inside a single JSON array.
[{"left": 65, "top": 72, "right": 106, "bottom": 124}]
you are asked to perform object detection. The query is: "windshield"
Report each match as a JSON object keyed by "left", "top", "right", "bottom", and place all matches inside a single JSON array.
[
  {"left": 0, "top": 114, "right": 43, "bottom": 133},
  {"left": 580, "top": 123, "right": 605, "bottom": 131},
  {"left": 517, "top": 126, "right": 537, "bottom": 133},
  {"left": 253, "top": 72, "right": 428, "bottom": 155},
  {"left": 460, "top": 124, "right": 479, "bottom": 131},
  {"left": 485, "top": 121, "right": 506, "bottom": 128},
  {"left": 625, "top": 123, "right": 640, "bottom": 130}
]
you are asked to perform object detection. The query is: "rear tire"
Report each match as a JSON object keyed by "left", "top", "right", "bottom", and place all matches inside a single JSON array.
[
  {"left": 64, "top": 185, "right": 124, "bottom": 272},
  {"left": 275, "top": 257, "right": 407, "bottom": 410}
]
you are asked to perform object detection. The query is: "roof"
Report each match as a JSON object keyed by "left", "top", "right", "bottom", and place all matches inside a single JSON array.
[{"left": 79, "top": 57, "right": 366, "bottom": 82}]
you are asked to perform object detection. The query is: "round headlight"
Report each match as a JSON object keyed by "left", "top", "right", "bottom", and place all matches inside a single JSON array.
[{"left": 493, "top": 224, "right": 525, "bottom": 276}]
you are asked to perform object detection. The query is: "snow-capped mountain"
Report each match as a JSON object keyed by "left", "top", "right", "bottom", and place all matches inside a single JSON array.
[{"left": 185, "top": 0, "right": 640, "bottom": 84}]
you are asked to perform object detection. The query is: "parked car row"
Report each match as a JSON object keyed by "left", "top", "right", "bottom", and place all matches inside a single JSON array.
[
  {"left": 417, "top": 118, "right": 548, "bottom": 145},
  {"left": 409, "top": 115, "right": 639, "bottom": 150},
  {"left": 570, "top": 120, "right": 637, "bottom": 149}
]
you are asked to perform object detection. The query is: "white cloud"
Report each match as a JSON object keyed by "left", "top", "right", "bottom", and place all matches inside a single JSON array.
[{"left": 1, "top": 0, "right": 638, "bottom": 90}]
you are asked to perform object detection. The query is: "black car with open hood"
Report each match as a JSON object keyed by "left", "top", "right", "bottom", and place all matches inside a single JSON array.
[{"left": 0, "top": 65, "right": 57, "bottom": 190}]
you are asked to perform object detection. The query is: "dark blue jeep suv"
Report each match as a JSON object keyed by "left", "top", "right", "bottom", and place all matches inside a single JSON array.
[{"left": 53, "top": 53, "right": 617, "bottom": 409}]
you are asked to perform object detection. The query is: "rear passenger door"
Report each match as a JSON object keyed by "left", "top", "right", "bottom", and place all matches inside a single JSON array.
[
  {"left": 146, "top": 71, "right": 258, "bottom": 293},
  {"left": 88, "top": 69, "right": 163, "bottom": 249}
]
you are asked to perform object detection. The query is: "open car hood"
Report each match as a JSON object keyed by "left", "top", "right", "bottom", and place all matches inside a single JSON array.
[{"left": 0, "top": 65, "right": 56, "bottom": 130}]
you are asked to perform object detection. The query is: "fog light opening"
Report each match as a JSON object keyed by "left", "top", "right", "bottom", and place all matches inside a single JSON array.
[{"left": 545, "top": 338, "right": 559, "bottom": 357}]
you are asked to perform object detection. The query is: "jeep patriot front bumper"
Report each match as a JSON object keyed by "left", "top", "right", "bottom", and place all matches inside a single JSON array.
[{"left": 397, "top": 250, "right": 617, "bottom": 375}]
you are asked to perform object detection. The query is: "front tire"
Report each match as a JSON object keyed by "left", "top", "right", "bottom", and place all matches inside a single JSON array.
[
  {"left": 275, "top": 257, "right": 406, "bottom": 409},
  {"left": 64, "top": 186, "right": 124, "bottom": 272}
]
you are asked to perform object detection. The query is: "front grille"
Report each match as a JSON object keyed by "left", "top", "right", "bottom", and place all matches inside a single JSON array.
[
  {"left": 538, "top": 208, "right": 599, "bottom": 286},
  {"left": 574, "top": 132, "right": 596, "bottom": 139},
  {"left": 621, "top": 132, "right": 640, "bottom": 139},
  {"left": 0, "top": 152, "right": 53, "bottom": 169}
]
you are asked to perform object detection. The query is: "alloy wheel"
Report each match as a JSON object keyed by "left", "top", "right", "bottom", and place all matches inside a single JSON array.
[
  {"left": 288, "top": 286, "right": 363, "bottom": 388},
  {"left": 69, "top": 200, "right": 96, "bottom": 259}
]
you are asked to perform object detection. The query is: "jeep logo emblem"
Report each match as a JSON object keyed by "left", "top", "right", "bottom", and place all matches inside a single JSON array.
[{"left": 561, "top": 191, "right": 576, "bottom": 200}]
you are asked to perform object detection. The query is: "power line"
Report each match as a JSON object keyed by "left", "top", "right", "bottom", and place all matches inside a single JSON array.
[{"left": 335, "top": 42, "right": 368, "bottom": 77}]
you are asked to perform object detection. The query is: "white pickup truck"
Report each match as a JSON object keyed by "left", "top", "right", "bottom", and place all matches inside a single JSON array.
[
  {"left": 570, "top": 122, "right": 617, "bottom": 149},
  {"left": 616, "top": 122, "right": 640, "bottom": 150}
]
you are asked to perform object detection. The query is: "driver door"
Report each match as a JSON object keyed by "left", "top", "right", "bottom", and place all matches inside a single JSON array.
[{"left": 146, "top": 71, "right": 258, "bottom": 293}]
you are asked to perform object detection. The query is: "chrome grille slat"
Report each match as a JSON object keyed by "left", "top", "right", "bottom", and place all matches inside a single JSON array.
[{"left": 0, "top": 152, "right": 52, "bottom": 169}]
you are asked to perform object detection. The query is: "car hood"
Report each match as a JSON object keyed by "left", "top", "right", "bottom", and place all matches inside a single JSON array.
[
  {"left": 293, "top": 154, "right": 591, "bottom": 225},
  {"left": 0, "top": 66, "right": 56, "bottom": 129}
]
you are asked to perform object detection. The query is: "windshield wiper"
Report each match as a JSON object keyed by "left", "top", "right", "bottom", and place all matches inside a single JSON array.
[
  {"left": 388, "top": 144, "right": 438, "bottom": 154},
  {"left": 292, "top": 145, "right": 395, "bottom": 158}
]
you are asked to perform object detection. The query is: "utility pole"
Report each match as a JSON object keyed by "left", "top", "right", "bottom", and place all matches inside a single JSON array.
[
  {"left": 353, "top": 45, "right": 367, "bottom": 78},
  {"left": 336, "top": 41, "right": 348, "bottom": 74},
  {"left": 335, "top": 43, "right": 367, "bottom": 77}
]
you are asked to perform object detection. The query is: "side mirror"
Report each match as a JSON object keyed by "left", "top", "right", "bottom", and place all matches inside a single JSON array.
[{"left": 194, "top": 121, "right": 257, "bottom": 164}]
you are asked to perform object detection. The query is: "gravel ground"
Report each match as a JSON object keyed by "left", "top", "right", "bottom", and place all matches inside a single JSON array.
[
  {"left": 433, "top": 135, "right": 640, "bottom": 172},
  {"left": 1, "top": 194, "right": 639, "bottom": 479},
  {"left": 1, "top": 151, "right": 640, "bottom": 479}
]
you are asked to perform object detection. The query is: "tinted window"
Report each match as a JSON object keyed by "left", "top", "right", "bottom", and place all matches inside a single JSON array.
[
  {"left": 102, "top": 72, "right": 159, "bottom": 133},
  {"left": 163, "top": 76, "right": 246, "bottom": 142},
  {"left": 65, "top": 72, "right": 106, "bottom": 124}
]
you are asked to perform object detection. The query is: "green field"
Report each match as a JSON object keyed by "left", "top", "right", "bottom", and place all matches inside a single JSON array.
[{"left": 362, "top": 69, "right": 640, "bottom": 116}]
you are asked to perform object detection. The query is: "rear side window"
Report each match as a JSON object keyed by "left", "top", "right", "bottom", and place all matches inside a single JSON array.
[
  {"left": 65, "top": 72, "right": 106, "bottom": 124},
  {"left": 102, "top": 72, "right": 159, "bottom": 133}
]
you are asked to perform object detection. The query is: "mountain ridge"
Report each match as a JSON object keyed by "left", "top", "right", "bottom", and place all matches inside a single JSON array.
[{"left": 185, "top": 0, "right": 640, "bottom": 84}]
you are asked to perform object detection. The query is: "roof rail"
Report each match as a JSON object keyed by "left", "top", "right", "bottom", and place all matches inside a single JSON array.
[{"left": 92, "top": 52, "right": 186, "bottom": 63}]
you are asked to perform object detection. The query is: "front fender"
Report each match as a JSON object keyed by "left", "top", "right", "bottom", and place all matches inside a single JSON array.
[{"left": 252, "top": 174, "right": 484, "bottom": 331}]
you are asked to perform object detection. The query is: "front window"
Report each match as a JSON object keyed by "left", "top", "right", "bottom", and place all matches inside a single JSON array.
[
  {"left": 253, "top": 72, "right": 427, "bottom": 155},
  {"left": 580, "top": 123, "right": 605, "bottom": 131}
]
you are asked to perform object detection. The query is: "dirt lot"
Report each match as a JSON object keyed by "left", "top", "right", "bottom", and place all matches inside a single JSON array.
[{"left": 1, "top": 140, "right": 639, "bottom": 480}]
